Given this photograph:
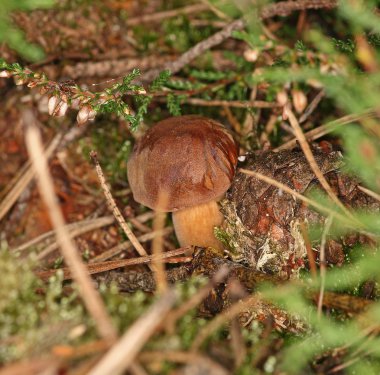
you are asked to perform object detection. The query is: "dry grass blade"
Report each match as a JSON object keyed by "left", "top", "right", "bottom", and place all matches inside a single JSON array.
[
  {"left": 88, "top": 290, "right": 176, "bottom": 375},
  {"left": 23, "top": 109, "right": 117, "bottom": 343},
  {"left": 91, "top": 227, "right": 173, "bottom": 262},
  {"left": 12, "top": 216, "right": 114, "bottom": 254},
  {"left": 274, "top": 110, "right": 377, "bottom": 151},
  {"left": 357, "top": 185, "right": 380, "bottom": 203},
  {"left": 317, "top": 215, "right": 333, "bottom": 318},
  {"left": 90, "top": 151, "right": 149, "bottom": 261},
  {"left": 285, "top": 106, "right": 355, "bottom": 221}
]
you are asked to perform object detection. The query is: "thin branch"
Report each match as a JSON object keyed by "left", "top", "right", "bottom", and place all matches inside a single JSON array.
[
  {"left": 88, "top": 290, "right": 176, "bottom": 375},
  {"left": 90, "top": 151, "right": 149, "bottom": 260},
  {"left": 35, "top": 246, "right": 188, "bottom": 281},
  {"left": 23, "top": 109, "right": 117, "bottom": 344}
]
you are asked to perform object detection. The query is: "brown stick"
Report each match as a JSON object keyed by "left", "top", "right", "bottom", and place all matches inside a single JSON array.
[
  {"left": 90, "top": 151, "right": 149, "bottom": 260},
  {"left": 35, "top": 247, "right": 189, "bottom": 282}
]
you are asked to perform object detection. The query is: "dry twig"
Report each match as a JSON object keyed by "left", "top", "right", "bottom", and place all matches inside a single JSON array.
[
  {"left": 36, "top": 246, "right": 188, "bottom": 281},
  {"left": 23, "top": 109, "right": 117, "bottom": 343},
  {"left": 90, "top": 151, "right": 149, "bottom": 260}
]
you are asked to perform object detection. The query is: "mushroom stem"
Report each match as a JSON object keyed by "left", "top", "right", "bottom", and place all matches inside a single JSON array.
[{"left": 172, "top": 200, "right": 224, "bottom": 250}]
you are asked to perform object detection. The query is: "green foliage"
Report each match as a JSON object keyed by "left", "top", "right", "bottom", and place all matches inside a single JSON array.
[
  {"left": 166, "top": 93, "right": 182, "bottom": 116},
  {"left": 149, "top": 70, "right": 172, "bottom": 92}
]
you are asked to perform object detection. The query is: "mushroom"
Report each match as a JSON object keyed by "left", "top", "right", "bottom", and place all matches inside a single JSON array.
[{"left": 127, "top": 115, "right": 238, "bottom": 250}]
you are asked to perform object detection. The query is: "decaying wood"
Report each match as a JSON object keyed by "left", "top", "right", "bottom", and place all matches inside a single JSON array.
[{"left": 223, "top": 149, "right": 380, "bottom": 277}]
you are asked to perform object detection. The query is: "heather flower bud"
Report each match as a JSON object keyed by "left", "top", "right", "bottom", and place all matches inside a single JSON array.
[
  {"left": 276, "top": 91, "right": 288, "bottom": 106},
  {"left": 243, "top": 49, "right": 259, "bottom": 62},
  {"left": 0, "top": 70, "right": 12, "bottom": 78},
  {"left": 27, "top": 81, "right": 38, "bottom": 88},
  {"left": 54, "top": 101, "right": 68, "bottom": 117},
  {"left": 136, "top": 87, "right": 146, "bottom": 95},
  {"left": 123, "top": 106, "right": 131, "bottom": 115},
  {"left": 292, "top": 90, "right": 307, "bottom": 114},
  {"left": 48, "top": 96, "right": 68, "bottom": 117},
  {"left": 77, "top": 105, "right": 96, "bottom": 125},
  {"left": 48, "top": 96, "right": 59, "bottom": 115}
]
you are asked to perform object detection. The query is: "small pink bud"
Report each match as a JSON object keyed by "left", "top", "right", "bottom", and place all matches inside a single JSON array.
[
  {"left": 77, "top": 105, "right": 96, "bottom": 125},
  {"left": 27, "top": 81, "right": 38, "bottom": 88},
  {"left": 276, "top": 91, "right": 288, "bottom": 106},
  {"left": 0, "top": 70, "right": 12, "bottom": 78},
  {"left": 243, "top": 49, "right": 259, "bottom": 62},
  {"left": 53, "top": 101, "right": 68, "bottom": 117},
  {"left": 137, "top": 88, "right": 146, "bottom": 95},
  {"left": 48, "top": 96, "right": 59, "bottom": 115},
  {"left": 292, "top": 90, "right": 307, "bottom": 114}
]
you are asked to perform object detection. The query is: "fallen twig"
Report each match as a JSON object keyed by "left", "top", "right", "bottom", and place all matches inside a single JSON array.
[
  {"left": 35, "top": 246, "right": 189, "bottom": 281},
  {"left": 90, "top": 151, "right": 149, "bottom": 261}
]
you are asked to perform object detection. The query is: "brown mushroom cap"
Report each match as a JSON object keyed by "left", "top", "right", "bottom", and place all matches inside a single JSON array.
[{"left": 127, "top": 115, "right": 238, "bottom": 212}]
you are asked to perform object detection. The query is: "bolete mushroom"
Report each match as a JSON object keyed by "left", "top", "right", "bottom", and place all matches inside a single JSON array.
[{"left": 127, "top": 115, "right": 238, "bottom": 250}]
